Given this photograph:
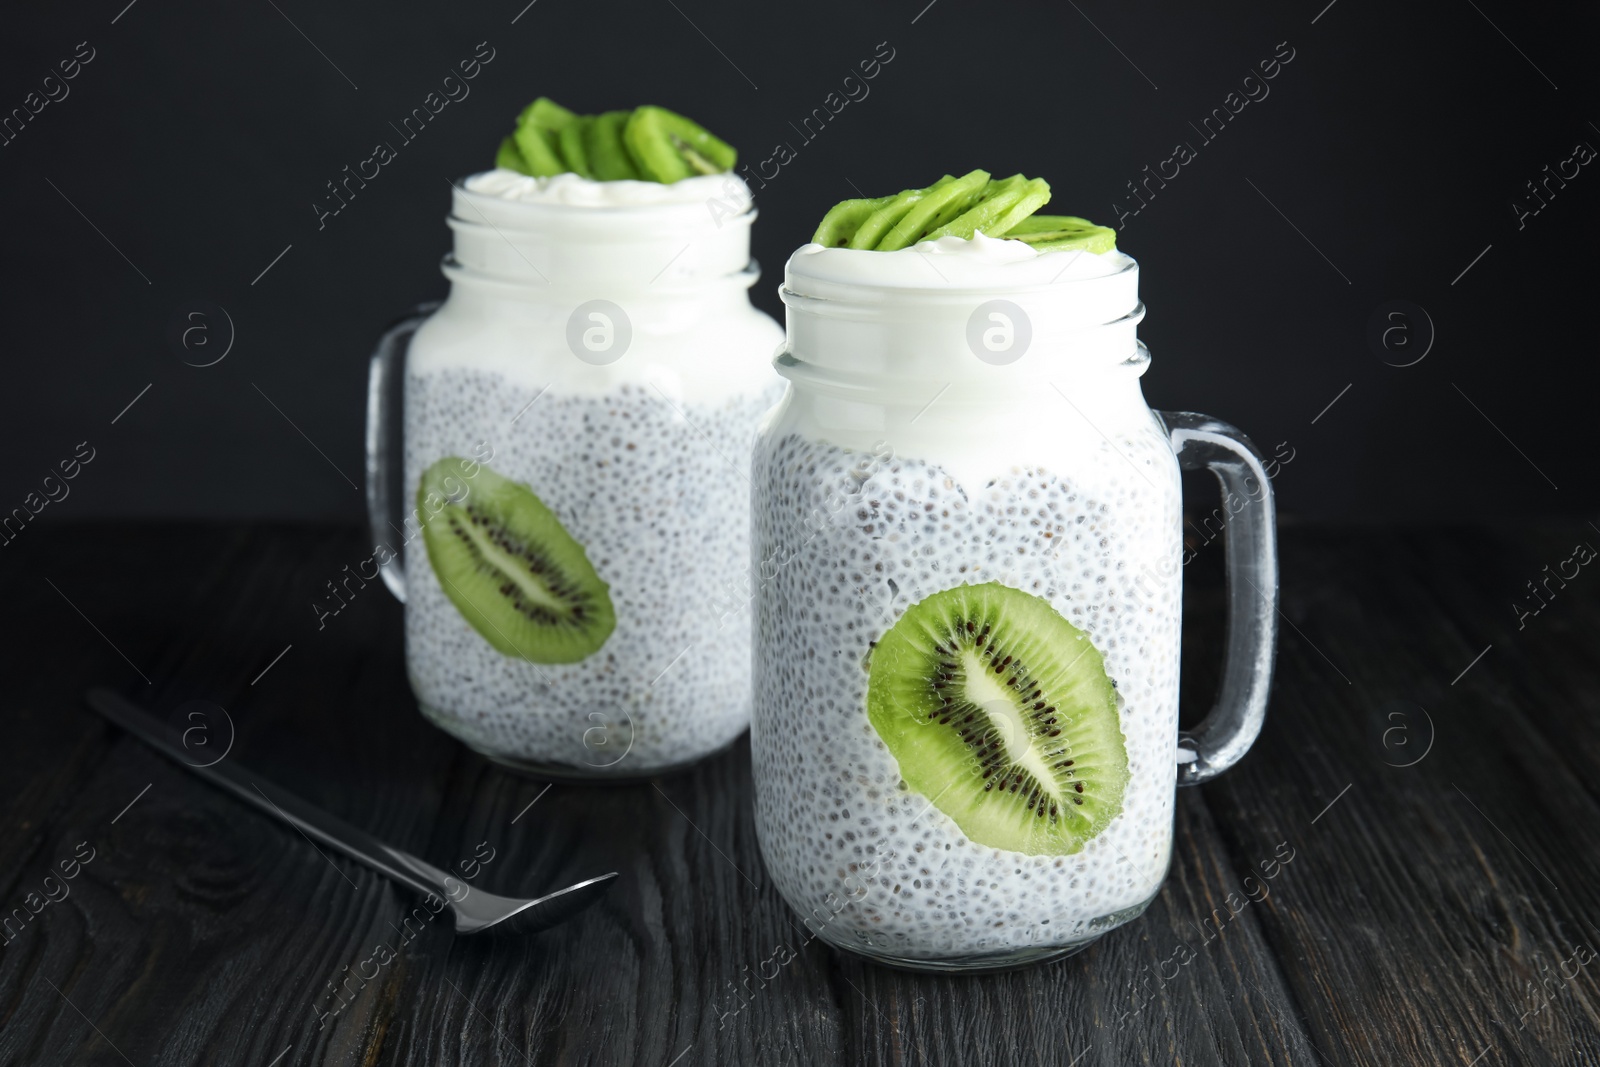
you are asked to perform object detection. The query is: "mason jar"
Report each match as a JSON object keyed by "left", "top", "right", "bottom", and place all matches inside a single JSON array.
[
  {"left": 367, "top": 173, "right": 782, "bottom": 778},
  {"left": 750, "top": 236, "right": 1278, "bottom": 970}
]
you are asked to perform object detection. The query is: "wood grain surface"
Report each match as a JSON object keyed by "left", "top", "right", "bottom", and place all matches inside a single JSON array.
[{"left": 1, "top": 521, "right": 1596, "bottom": 1066}]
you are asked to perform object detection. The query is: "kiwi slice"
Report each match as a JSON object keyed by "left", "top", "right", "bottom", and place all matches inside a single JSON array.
[
  {"left": 493, "top": 99, "right": 736, "bottom": 184},
  {"left": 586, "top": 110, "right": 642, "bottom": 181},
  {"left": 923, "top": 174, "right": 1052, "bottom": 243},
  {"left": 625, "top": 105, "right": 737, "bottom": 183},
  {"left": 558, "top": 115, "right": 594, "bottom": 178},
  {"left": 495, "top": 135, "right": 532, "bottom": 175},
  {"left": 866, "top": 582, "right": 1129, "bottom": 855},
  {"left": 848, "top": 189, "right": 923, "bottom": 251},
  {"left": 810, "top": 177, "right": 1117, "bottom": 254},
  {"left": 812, "top": 195, "right": 892, "bottom": 247},
  {"left": 847, "top": 175, "right": 957, "bottom": 250},
  {"left": 511, "top": 97, "right": 577, "bottom": 177},
  {"left": 874, "top": 169, "right": 991, "bottom": 251},
  {"left": 1003, "top": 215, "right": 1118, "bottom": 254},
  {"left": 418, "top": 458, "right": 615, "bottom": 664}
]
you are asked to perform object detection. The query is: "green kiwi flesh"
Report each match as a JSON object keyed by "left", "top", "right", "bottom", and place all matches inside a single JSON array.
[
  {"left": 586, "top": 110, "right": 642, "bottom": 181},
  {"left": 922, "top": 174, "right": 1052, "bottom": 243},
  {"left": 809, "top": 177, "right": 1117, "bottom": 253},
  {"left": 419, "top": 457, "right": 615, "bottom": 664},
  {"left": 625, "top": 105, "right": 738, "bottom": 182},
  {"left": 495, "top": 135, "right": 531, "bottom": 175},
  {"left": 812, "top": 196, "right": 893, "bottom": 247},
  {"left": 874, "top": 169, "right": 990, "bottom": 251},
  {"left": 492, "top": 98, "right": 736, "bottom": 184},
  {"left": 1004, "top": 214, "right": 1119, "bottom": 254},
  {"left": 866, "top": 581, "right": 1129, "bottom": 855},
  {"left": 511, "top": 97, "right": 576, "bottom": 177},
  {"left": 847, "top": 175, "right": 957, "bottom": 250},
  {"left": 557, "top": 116, "right": 594, "bottom": 179}
]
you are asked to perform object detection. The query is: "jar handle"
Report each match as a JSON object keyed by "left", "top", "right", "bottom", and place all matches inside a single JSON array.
[
  {"left": 365, "top": 303, "right": 439, "bottom": 603},
  {"left": 1158, "top": 411, "right": 1280, "bottom": 786}
]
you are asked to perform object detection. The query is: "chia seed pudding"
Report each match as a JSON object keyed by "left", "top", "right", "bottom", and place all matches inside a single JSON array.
[
  {"left": 405, "top": 370, "right": 783, "bottom": 774},
  {"left": 751, "top": 427, "right": 1183, "bottom": 962}
]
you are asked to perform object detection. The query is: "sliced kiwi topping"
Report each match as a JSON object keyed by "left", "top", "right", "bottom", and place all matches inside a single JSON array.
[
  {"left": 813, "top": 195, "right": 893, "bottom": 247},
  {"left": 493, "top": 97, "right": 736, "bottom": 184},
  {"left": 922, "top": 174, "right": 1051, "bottom": 243},
  {"left": 849, "top": 175, "right": 960, "bottom": 250},
  {"left": 586, "top": 109, "right": 643, "bottom": 181},
  {"left": 879, "top": 170, "right": 995, "bottom": 251},
  {"left": 508, "top": 97, "right": 576, "bottom": 177},
  {"left": 866, "top": 582, "right": 1129, "bottom": 855},
  {"left": 419, "top": 458, "right": 615, "bottom": 664},
  {"left": 557, "top": 116, "right": 594, "bottom": 179},
  {"left": 1005, "top": 215, "right": 1118, "bottom": 254},
  {"left": 625, "top": 105, "right": 737, "bottom": 181},
  {"left": 810, "top": 175, "right": 1116, "bottom": 254},
  {"left": 495, "top": 135, "right": 529, "bottom": 174}
]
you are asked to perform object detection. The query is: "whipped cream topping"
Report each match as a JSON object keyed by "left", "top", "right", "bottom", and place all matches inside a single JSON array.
[
  {"left": 464, "top": 168, "right": 748, "bottom": 208},
  {"left": 790, "top": 231, "right": 1130, "bottom": 289},
  {"left": 780, "top": 229, "right": 1142, "bottom": 393}
]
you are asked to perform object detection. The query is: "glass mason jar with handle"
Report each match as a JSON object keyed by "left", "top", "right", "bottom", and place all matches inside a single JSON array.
[
  {"left": 750, "top": 237, "right": 1277, "bottom": 971},
  {"left": 368, "top": 175, "right": 782, "bottom": 779}
]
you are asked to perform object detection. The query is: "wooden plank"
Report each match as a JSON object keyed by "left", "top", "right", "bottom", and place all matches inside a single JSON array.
[
  {"left": 0, "top": 523, "right": 251, "bottom": 908},
  {"left": 4, "top": 522, "right": 1597, "bottom": 1065},
  {"left": 0, "top": 524, "right": 461, "bottom": 1066},
  {"left": 1197, "top": 525, "right": 1600, "bottom": 1066}
]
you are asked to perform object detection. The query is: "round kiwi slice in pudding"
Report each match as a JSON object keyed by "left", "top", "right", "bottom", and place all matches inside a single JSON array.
[
  {"left": 418, "top": 458, "right": 615, "bottom": 664},
  {"left": 866, "top": 582, "right": 1129, "bottom": 855}
]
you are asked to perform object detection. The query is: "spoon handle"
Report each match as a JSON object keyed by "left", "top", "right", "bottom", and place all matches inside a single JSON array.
[{"left": 85, "top": 687, "right": 453, "bottom": 903}]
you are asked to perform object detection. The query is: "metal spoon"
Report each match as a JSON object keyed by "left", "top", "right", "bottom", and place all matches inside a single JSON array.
[{"left": 85, "top": 687, "right": 616, "bottom": 935}]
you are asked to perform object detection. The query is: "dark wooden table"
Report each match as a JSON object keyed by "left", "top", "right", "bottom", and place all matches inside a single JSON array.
[{"left": 2, "top": 520, "right": 1597, "bottom": 1066}]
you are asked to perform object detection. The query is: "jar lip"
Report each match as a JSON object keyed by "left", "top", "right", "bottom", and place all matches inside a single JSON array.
[{"left": 449, "top": 173, "right": 758, "bottom": 227}]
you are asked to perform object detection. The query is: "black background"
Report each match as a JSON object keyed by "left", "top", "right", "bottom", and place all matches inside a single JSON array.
[{"left": 3, "top": 0, "right": 1594, "bottom": 524}]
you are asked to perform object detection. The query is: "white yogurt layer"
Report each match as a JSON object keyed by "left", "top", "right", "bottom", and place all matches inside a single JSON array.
[
  {"left": 777, "top": 237, "right": 1146, "bottom": 496},
  {"left": 464, "top": 168, "right": 750, "bottom": 208}
]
